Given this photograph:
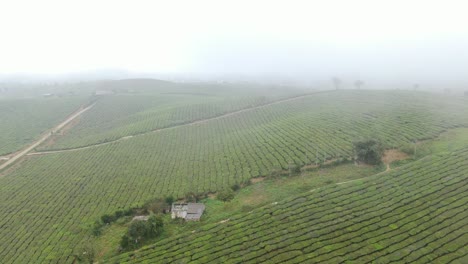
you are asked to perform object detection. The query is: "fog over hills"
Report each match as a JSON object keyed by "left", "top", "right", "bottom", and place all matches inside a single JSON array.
[{"left": 1, "top": 0, "right": 467, "bottom": 91}]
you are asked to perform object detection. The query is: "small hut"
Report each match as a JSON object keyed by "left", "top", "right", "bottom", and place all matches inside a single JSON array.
[{"left": 171, "top": 203, "right": 205, "bottom": 221}]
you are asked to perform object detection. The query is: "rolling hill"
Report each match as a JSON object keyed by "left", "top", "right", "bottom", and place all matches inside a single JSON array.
[
  {"left": 0, "top": 87, "right": 467, "bottom": 263},
  {"left": 109, "top": 148, "right": 468, "bottom": 263}
]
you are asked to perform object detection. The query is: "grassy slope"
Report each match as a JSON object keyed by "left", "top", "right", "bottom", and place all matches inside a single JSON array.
[
  {"left": 108, "top": 147, "right": 468, "bottom": 264},
  {"left": 94, "top": 163, "right": 385, "bottom": 261},
  {"left": 0, "top": 96, "right": 87, "bottom": 156},
  {"left": 0, "top": 91, "right": 467, "bottom": 263}
]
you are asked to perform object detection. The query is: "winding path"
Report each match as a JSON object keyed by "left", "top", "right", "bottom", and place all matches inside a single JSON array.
[{"left": 28, "top": 90, "right": 334, "bottom": 155}]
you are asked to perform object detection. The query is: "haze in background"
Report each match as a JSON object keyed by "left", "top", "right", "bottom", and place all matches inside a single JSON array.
[{"left": 1, "top": 0, "right": 467, "bottom": 87}]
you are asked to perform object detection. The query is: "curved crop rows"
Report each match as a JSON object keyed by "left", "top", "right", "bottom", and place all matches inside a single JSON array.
[
  {"left": 0, "top": 91, "right": 467, "bottom": 263},
  {"left": 40, "top": 92, "right": 304, "bottom": 151},
  {"left": 0, "top": 97, "right": 87, "bottom": 155},
  {"left": 109, "top": 148, "right": 468, "bottom": 264}
]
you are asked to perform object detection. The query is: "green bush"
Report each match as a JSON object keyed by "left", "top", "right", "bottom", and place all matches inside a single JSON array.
[
  {"left": 288, "top": 163, "right": 301, "bottom": 176},
  {"left": 120, "top": 215, "right": 164, "bottom": 251},
  {"left": 353, "top": 139, "right": 384, "bottom": 165},
  {"left": 217, "top": 189, "right": 235, "bottom": 202},
  {"left": 231, "top": 183, "right": 241, "bottom": 191},
  {"left": 101, "top": 214, "right": 115, "bottom": 224}
]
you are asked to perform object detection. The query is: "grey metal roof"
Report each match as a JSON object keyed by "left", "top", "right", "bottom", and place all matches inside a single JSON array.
[{"left": 187, "top": 203, "right": 205, "bottom": 214}]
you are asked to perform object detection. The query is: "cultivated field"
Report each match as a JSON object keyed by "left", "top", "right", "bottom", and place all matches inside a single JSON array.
[
  {"left": 0, "top": 86, "right": 467, "bottom": 263},
  {"left": 109, "top": 148, "right": 468, "bottom": 263},
  {"left": 39, "top": 92, "right": 306, "bottom": 151},
  {"left": 0, "top": 97, "right": 87, "bottom": 156}
]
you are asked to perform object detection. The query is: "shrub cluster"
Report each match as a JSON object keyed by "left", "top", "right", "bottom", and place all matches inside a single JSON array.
[{"left": 120, "top": 215, "right": 164, "bottom": 251}]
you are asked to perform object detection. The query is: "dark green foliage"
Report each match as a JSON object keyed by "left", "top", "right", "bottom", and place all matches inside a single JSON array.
[
  {"left": 91, "top": 220, "right": 103, "bottom": 237},
  {"left": 353, "top": 139, "right": 384, "bottom": 165},
  {"left": 120, "top": 215, "right": 164, "bottom": 251},
  {"left": 143, "top": 199, "right": 168, "bottom": 214},
  {"left": 231, "top": 183, "right": 241, "bottom": 191},
  {"left": 288, "top": 163, "right": 302, "bottom": 175},
  {"left": 147, "top": 215, "right": 164, "bottom": 237},
  {"left": 127, "top": 220, "right": 148, "bottom": 242},
  {"left": 97, "top": 209, "right": 134, "bottom": 230},
  {"left": 101, "top": 214, "right": 115, "bottom": 224},
  {"left": 164, "top": 196, "right": 174, "bottom": 205},
  {"left": 120, "top": 235, "right": 130, "bottom": 250},
  {"left": 217, "top": 189, "right": 235, "bottom": 202}
]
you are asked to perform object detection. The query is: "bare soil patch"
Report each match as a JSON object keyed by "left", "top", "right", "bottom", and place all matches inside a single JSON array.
[
  {"left": 382, "top": 149, "right": 409, "bottom": 165},
  {"left": 250, "top": 177, "right": 265, "bottom": 183}
]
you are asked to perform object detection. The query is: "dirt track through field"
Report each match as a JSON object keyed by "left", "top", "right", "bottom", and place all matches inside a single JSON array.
[
  {"left": 28, "top": 91, "right": 334, "bottom": 156},
  {"left": 0, "top": 103, "right": 95, "bottom": 172}
]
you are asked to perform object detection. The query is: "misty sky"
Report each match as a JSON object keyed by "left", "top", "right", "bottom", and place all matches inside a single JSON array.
[{"left": 1, "top": 0, "right": 467, "bottom": 82}]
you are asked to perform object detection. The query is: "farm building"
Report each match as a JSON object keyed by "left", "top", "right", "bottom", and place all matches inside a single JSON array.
[{"left": 171, "top": 203, "right": 205, "bottom": 221}]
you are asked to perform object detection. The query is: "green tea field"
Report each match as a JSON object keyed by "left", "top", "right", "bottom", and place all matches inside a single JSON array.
[
  {"left": 109, "top": 147, "right": 468, "bottom": 263},
  {"left": 0, "top": 86, "right": 467, "bottom": 263},
  {"left": 0, "top": 96, "right": 88, "bottom": 156}
]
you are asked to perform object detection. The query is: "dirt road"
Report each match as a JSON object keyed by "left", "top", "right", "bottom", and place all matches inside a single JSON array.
[
  {"left": 29, "top": 91, "right": 335, "bottom": 155},
  {"left": 0, "top": 103, "right": 94, "bottom": 172}
]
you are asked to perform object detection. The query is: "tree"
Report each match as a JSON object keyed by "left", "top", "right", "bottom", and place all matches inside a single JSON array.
[
  {"left": 353, "top": 139, "right": 384, "bottom": 165},
  {"left": 332, "top": 77, "right": 341, "bottom": 90},
  {"left": 164, "top": 196, "right": 174, "bottom": 205},
  {"left": 354, "top": 80, "right": 364, "bottom": 89},
  {"left": 147, "top": 215, "right": 164, "bottom": 237},
  {"left": 217, "top": 188, "right": 235, "bottom": 202},
  {"left": 120, "top": 215, "right": 164, "bottom": 251},
  {"left": 91, "top": 220, "right": 103, "bottom": 236},
  {"left": 120, "top": 235, "right": 130, "bottom": 250},
  {"left": 128, "top": 220, "right": 149, "bottom": 243},
  {"left": 101, "top": 214, "right": 115, "bottom": 224}
]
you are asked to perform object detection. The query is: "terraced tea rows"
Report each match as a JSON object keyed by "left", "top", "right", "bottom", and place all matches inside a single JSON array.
[
  {"left": 0, "top": 96, "right": 87, "bottom": 155},
  {"left": 41, "top": 83, "right": 306, "bottom": 150},
  {"left": 109, "top": 148, "right": 468, "bottom": 263},
  {"left": 0, "top": 91, "right": 467, "bottom": 263}
]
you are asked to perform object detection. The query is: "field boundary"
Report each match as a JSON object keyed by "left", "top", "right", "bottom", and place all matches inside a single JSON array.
[
  {"left": 29, "top": 90, "right": 336, "bottom": 155},
  {"left": 0, "top": 103, "right": 95, "bottom": 172}
]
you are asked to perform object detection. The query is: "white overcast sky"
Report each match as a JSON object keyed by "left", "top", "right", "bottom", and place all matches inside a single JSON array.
[{"left": 0, "top": 0, "right": 467, "bottom": 81}]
